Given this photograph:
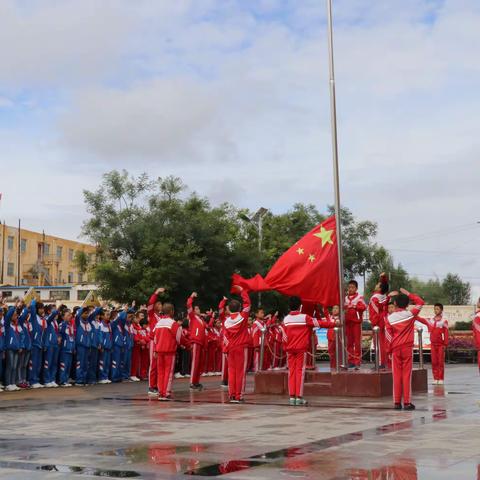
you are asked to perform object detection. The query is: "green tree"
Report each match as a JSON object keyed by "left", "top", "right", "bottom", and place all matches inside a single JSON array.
[
  {"left": 442, "top": 273, "right": 471, "bottom": 305},
  {"left": 365, "top": 248, "right": 411, "bottom": 299},
  {"left": 409, "top": 277, "right": 447, "bottom": 305},
  {"left": 73, "top": 251, "right": 90, "bottom": 276}
]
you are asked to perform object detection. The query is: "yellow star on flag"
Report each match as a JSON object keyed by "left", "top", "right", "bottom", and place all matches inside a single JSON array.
[
  {"left": 296, "top": 247, "right": 304, "bottom": 255},
  {"left": 313, "top": 226, "right": 334, "bottom": 247},
  {"left": 308, "top": 254, "right": 315, "bottom": 262}
]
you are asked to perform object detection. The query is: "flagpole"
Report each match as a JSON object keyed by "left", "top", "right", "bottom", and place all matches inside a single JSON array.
[{"left": 326, "top": 0, "right": 347, "bottom": 368}]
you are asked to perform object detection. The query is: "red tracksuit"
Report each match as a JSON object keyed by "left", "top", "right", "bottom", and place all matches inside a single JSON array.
[
  {"left": 418, "top": 316, "right": 448, "bottom": 381},
  {"left": 323, "top": 309, "right": 338, "bottom": 370},
  {"left": 131, "top": 323, "right": 149, "bottom": 378},
  {"left": 251, "top": 319, "right": 266, "bottom": 372},
  {"left": 280, "top": 311, "right": 329, "bottom": 398},
  {"left": 473, "top": 312, "right": 480, "bottom": 370},
  {"left": 385, "top": 293, "right": 424, "bottom": 405},
  {"left": 153, "top": 317, "right": 182, "bottom": 398},
  {"left": 218, "top": 298, "right": 229, "bottom": 383},
  {"left": 369, "top": 293, "right": 389, "bottom": 368},
  {"left": 187, "top": 296, "right": 206, "bottom": 385},
  {"left": 345, "top": 293, "right": 367, "bottom": 367},
  {"left": 147, "top": 292, "right": 163, "bottom": 390},
  {"left": 223, "top": 290, "right": 251, "bottom": 401}
]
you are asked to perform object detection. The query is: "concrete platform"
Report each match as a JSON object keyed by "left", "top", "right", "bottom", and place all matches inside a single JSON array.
[{"left": 255, "top": 367, "right": 428, "bottom": 397}]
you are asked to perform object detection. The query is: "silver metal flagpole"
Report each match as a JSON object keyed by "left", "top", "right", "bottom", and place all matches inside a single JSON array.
[{"left": 326, "top": 0, "right": 347, "bottom": 368}]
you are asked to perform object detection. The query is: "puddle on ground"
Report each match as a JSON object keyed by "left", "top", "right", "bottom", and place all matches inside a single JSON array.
[{"left": 0, "top": 461, "right": 141, "bottom": 478}]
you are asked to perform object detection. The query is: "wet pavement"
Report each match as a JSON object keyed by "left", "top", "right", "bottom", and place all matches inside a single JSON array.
[{"left": 1, "top": 364, "right": 480, "bottom": 479}]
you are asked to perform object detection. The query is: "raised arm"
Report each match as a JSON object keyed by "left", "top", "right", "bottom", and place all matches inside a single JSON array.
[
  {"left": 30, "top": 299, "right": 37, "bottom": 321},
  {"left": 218, "top": 297, "right": 227, "bottom": 323},
  {"left": 88, "top": 307, "right": 102, "bottom": 322},
  {"left": 46, "top": 308, "right": 59, "bottom": 324},
  {"left": 401, "top": 289, "right": 425, "bottom": 317},
  {"left": 187, "top": 292, "right": 197, "bottom": 320},
  {"left": 240, "top": 289, "right": 251, "bottom": 320}
]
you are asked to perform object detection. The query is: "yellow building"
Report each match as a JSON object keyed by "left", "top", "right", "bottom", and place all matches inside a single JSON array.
[{"left": 0, "top": 224, "right": 96, "bottom": 286}]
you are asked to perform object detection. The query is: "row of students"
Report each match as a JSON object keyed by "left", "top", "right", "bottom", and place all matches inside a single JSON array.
[{"left": 0, "top": 299, "right": 150, "bottom": 391}]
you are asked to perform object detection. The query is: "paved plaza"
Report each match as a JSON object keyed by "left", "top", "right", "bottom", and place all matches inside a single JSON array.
[{"left": 1, "top": 364, "right": 479, "bottom": 479}]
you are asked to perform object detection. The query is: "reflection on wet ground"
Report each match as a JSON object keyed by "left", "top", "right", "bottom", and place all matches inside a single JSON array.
[{"left": 0, "top": 364, "right": 479, "bottom": 479}]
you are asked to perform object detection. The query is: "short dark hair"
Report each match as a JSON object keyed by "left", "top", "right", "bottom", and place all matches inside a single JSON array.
[
  {"left": 395, "top": 293, "right": 409, "bottom": 309},
  {"left": 348, "top": 280, "right": 358, "bottom": 288},
  {"left": 36, "top": 302, "right": 45, "bottom": 313},
  {"left": 162, "top": 303, "right": 174, "bottom": 316},
  {"left": 256, "top": 307, "right": 264, "bottom": 314},
  {"left": 289, "top": 296, "right": 302, "bottom": 311},
  {"left": 380, "top": 282, "right": 389, "bottom": 295},
  {"left": 228, "top": 299, "right": 241, "bottom": 313},
  {"left": 434, "top": 303, "right": 444, "bottom": 311}
]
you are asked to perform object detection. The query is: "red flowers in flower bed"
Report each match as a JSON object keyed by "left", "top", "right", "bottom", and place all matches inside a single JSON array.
[{"left": 448, "top": 336, "right": 476, "bottom": 350}]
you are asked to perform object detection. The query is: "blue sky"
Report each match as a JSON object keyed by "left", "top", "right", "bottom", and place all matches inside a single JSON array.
[{"left": 0, "top": 0, "right": 479, "bottom": 296}]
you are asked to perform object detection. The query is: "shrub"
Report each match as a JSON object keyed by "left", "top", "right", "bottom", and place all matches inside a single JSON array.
[{"left": 454, "top": 321, "right": 473, "bottom": 331}]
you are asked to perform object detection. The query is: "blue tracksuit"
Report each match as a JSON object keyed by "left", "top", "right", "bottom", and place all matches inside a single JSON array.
[
  {"left": 111, "top": 312, "right": 126, "bottom": 382},
  {"left": 0, "top": 316, "right": 5, "bottom": 384},
  {"left": 99, "top": 321, "right": 113, "bottom": 381},
  {"left": 44, "top": 312, "right": 60, "bottom": 384},
  {"left": 75, "top": 309, "right": 92, "bottom": 385},
  {"left": 122, "top": 318, "right": 135, "bottom": 380},
  {"left": 18, "top": 309, "right": 31, "bottom": 384},
  {"left": 29, "top": 300, "right": 56, "bottom": 385},
  {"left": 87, "top": 308, "right": 102, "bottom": 384},
  {"left": 4, "top": 307, "right": 23, "bottom": 386},
  {"left": 59, "top": 322, "right": 76, "bottom": 385}
]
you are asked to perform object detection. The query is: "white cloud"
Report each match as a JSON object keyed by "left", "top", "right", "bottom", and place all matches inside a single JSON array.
[{"left": 1, "top": 0, "right": 480, "bottom": 295}]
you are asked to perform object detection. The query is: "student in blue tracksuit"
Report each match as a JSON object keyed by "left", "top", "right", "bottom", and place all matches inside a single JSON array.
[
  {"left": 98, "top": 309, "right": 113, "bottom": 384},
  {"left": 29, "top": 300, "right": 56, "bottom": 388},
  {"left": 18, "top": 301, "right": 31, "bottom": 389},
  {"left": 75, "top": 307, "right": 92, "bottom": 386},
  {"left": 110, "top": 309, "right": 126, "bottom": 383},
  {"left": 121, "top": 307, "right": 136, "bottom": 381},
  {"left": 87, "top": 307, "right": 102, "bottom": 385},
  {"left": 59, "top": 310, "right": 76, "bottom": 387},
  {"left": 0, "top": 308, "right": 5, "bottom": 390},
  {"left": 43, "top": 305, "right": 60, "bottom": 388},
  {"left": 4, "top": 306, "right": 25, "bottom": 391}
]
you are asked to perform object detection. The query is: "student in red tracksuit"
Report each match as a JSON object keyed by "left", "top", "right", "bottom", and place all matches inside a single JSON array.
[
  {"left": 131, "top": 311, "right": 149, "bottom": 380},
  {"left": 473, "top": 301, "right": 480, "bottom": 372},
  {"left": 345, "top": 280, "right": 367, "bottom": 369},
  {"left": 417, "top": 303, "right": 449, "bottom": 385},
  {"left": 147, "top": 287, "right": 165, "bottom": 396},
  {"left": 187, "top": 292, "right": 207, "bottom": 390},
  {"left": 324, "top": 305, "right": 340, "bottom": 370},
  {"left": 251, "top": 308, "right": 266, "bottom": 372},
  {"left": 385, "top": 288, "right": 424, "bottom": 410},
  {"left": 223, "top": 285, "right": 251, "bottom": 403},
  {"left": 369, "top": 273, "right": 390, "bottom": 369},
  {"left": 217, "top": 297, "right": 229, "bottom": 388},
  {"left": 280, "top": 296, "right": 330, "bottom": 406},
  {"left": 153, "top": 303, "right": 182, "bottom": 401}
]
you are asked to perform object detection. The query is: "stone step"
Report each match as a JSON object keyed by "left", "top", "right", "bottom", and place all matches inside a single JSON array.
[
  {"left": 305, "top": 371, "right": 332, "bottom": 383},
  {"left": 303, "top": 382, "right": 333, "bottom": 396}
]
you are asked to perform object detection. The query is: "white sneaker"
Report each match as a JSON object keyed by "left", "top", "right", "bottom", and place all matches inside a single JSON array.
[
  {"left": 5, "top": 385, "right": 17, "bottom": 392},
  {"left": 174, "top": 373, "right": 182, "bottom": 379},
  {"left": 45, "top": 382, "right": 55, "bottom": 388},
  {"left": 132, "top": 376, "right": 141, "bottom": 382},
  {"left": 106, "top": 379, "right": 112, "bottom": 384},
  {"left": 438, "top": 380, "right": 444, "bottom": 385},
  {"left": 31, "top": 383, "right": 43, "bottom": 389},
  {"left": 98, "top": 379, "right": 109, "bottom": 384},
  {"left": 185, "top": 374, "right": 191, "bottom": 378},
  {"left": 60, "top": 383, "right": 72, "bottom": 388},
  {"left": 14, "top": 385, "right": 21, "bottom": 391},
  {"left": 52, "top": 382, "right": 59, "bottom": 388}
]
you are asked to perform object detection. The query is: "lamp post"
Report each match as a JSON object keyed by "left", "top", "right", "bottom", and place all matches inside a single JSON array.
[{"left": 239, "top": 207, "right": 269, "bottom": 307}]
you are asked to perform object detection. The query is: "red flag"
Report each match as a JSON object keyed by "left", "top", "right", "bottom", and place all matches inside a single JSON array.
[{"left": 232, "top": 215, "right": 340, "bottom": 306}]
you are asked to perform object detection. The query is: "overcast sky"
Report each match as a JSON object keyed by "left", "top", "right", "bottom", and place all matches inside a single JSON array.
[{"left": 0, "top": 0, "right": 479, "bottom": 298}]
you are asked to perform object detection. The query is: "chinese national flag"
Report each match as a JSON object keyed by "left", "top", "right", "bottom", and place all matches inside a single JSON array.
[{"left": 232, "top": 215, "right": 340, "bottom": 306}]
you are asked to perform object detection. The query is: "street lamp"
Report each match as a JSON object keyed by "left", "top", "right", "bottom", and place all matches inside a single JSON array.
[{"left": 239, "top": 207, "right": 269, "bottom": 307}]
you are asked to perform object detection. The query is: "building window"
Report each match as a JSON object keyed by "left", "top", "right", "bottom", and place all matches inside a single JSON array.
[
  {"left": 21, "top": 239, "right": 27, "bottom": 253},
  {"left": 77, "top": 290, "right": 89, "bottom": 301},
  {"left": 44, "top": 243, "right": 50, "bottom": 255},
  {"left": 56, "top": 246, "right": 63, "bottom": 259},
  {"left": 69, "top": 248, "right": 74, "bottom": 261},
  {"left": 58, "top": 270, "right": 63, "bottom": 283},
  {"left": 68, "top": 272, "right": 74, "bottom": 283},
  {"left": 78, "top": 273, "right": 84, "bottom": 283},
  {"left": 7, "top": 236, "right": 14, "bottom": 250},
  {"left": 1, "top": 291, "right": 13, "bottom": 300},
  {"left": 49, "top": 290, "right": 70, "bottom": 301},
  {"left": 7, "top": 262, "right": 14, "bottom": 276}
]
